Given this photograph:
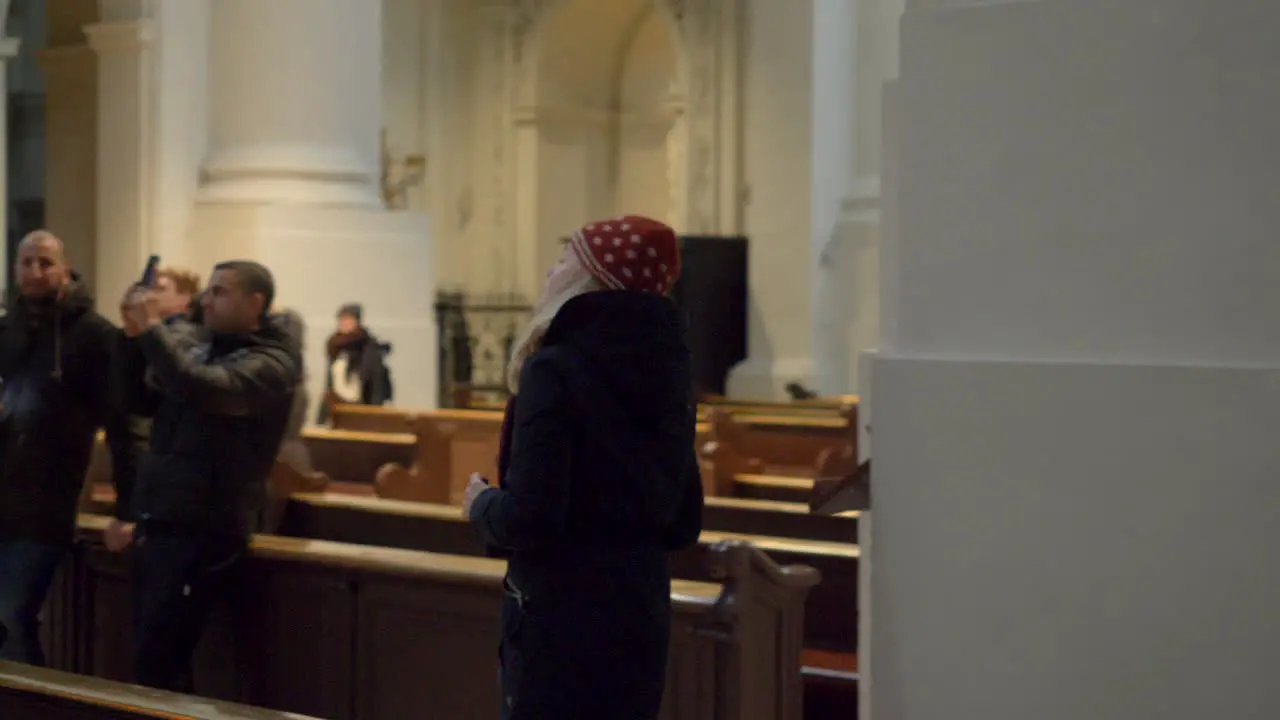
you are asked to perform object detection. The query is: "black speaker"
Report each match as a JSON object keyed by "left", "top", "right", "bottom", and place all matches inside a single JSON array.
[{"left": 671, "top": 236, "right": 748, "bottom": 398}]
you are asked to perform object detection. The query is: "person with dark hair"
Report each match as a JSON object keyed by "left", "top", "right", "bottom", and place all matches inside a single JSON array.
[
  {"left": 112, "top": 259, "right": 301, "bottom": 692},
  {"left": 463, "top": 216, "right": 704, "bottom": 719},
  {"left": 317, "top": 302, "right": 392, "bottom": 423},
  {"left": 0, "top": 231, "right": 136, "bottom": 667},
  {"left": 185, "top": 289, "right": 205, "bottom": 325}
]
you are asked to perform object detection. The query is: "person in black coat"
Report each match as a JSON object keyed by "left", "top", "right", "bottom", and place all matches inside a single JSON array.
[
  {"left": 317, "top": 302, "right": 392, "bottom": 423},
  {"left": 0, "top": 231, "right": 137, "bottom": 666},
  {"left": 464, "top": 216, "right": 704, "bottom": 720},
  {"left": 115, "top": 260, "right": 301, "bottom": 692}
]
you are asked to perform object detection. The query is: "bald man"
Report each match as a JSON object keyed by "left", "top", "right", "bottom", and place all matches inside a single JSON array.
[{"left": 0, "top": 230, "right": 136, "bottom": 666}]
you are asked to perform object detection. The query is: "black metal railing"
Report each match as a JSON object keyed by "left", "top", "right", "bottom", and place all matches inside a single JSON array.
[{"left": 434, "top": 291, "right": 533, "bottom": 409}]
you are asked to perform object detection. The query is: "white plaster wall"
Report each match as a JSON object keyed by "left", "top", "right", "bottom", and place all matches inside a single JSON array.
[
  {"left": 615, "top": 11, "right": 675, "bottom": 227},
  {"left": 730, "top": 0, "right": 815, "bottom": 397},
  {"left": 535, "top": 122, "right": 591, "bottom": 270},
  {"left": 870, "top": 2, "right": 1280, "bottom": 719},
  {"left": 892, "top": 0, "right": 1280, "bottom": 364},
  {"left": 873, "top": 358, "right": 1280, "bottom": 720},
  {"left": 381, "top": 0, "right": 427, "bottom": 212}
]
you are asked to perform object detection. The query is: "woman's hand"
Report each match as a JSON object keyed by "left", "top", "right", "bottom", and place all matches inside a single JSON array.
[{"left": 462, "top": 472, "right": 490, "bottom": 518}]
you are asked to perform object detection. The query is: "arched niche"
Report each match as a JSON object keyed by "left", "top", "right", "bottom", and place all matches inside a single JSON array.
[{"left": 511, "top": 0, "right": 685, "bottom": 283}]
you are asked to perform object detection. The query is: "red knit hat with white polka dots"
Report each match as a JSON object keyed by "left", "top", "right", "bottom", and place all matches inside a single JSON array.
[{"left": 568, "top": 215, "right": 681, "bottom": 296}]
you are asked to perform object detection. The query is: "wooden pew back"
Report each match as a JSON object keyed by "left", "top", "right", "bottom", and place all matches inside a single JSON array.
[
  {"left": 329, "top": 403, "right": 853, "bottom": 488},
  {"left": 375, "top": 410, "right": 502, "bottom": 504},
  {"left": 47, "top": 515, "right": 819, "bottom": 720},
  {"left": 84, "top": 480, "right": 859, "bottom": 545},
  {"left": 274, "top": 494, "right": 858, "bottom": 654},
  {"left": 705, "top": 406, "right": 857, "bottom": 476},
  {"left": 328, "top": 404, "right": 417, "bottom": 433},
  {"left": 0, "top": 661, "right": 317, "bottom": 719},
  {"left": 301, "top": 428, "right": 415, "bottom": 485}
]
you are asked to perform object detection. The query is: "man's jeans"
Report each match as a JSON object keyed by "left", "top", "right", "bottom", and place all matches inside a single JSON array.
[{"left": 0, "top": 540, "right": 66, "bottom": 666}]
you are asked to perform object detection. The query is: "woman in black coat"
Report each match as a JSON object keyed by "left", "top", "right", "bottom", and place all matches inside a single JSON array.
[{"left": 464, "top": 216, "right": 705, "bottom": 720}]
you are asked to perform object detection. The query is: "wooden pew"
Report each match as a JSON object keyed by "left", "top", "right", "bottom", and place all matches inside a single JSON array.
[
  {"left": 271, "top": 494, "right": 859, "bottom": 656},
  {"left": 327, "top": 403, "right": 417, "bottom": 433},
  {"left": 331, "top": 398, "right": 856, "bottom": 432},
  {"left": 268, "top": 494, "right": 859, "bottom": 716},
  {"left": 329, "top": 402, "right": 855, "bottom": 481},
  {"left": 301, "top": 427, "right": 415, "bottom": 485},
  {"left": 703, "top": 496, "right": 857, "bottom": 543},
  {"left": 699, "top": 431, "right": 819, "bottom": 504},
  {"left": 374, "top": 410, "right": 503, "bottom": 504},
  {"left": 0, "top": 661, "right": 318, "bottom": 719},
  {"left": 46, "top": 515, "right": 819, "bottom": 720},
  {"left": 695, "top": 395, "right": 858, "bottom": 422},
  {"left": 88, "top": 481, "right": 858, "bottom": 547},
  {"left": 703, "top": 406, "right": 856, "bottom": 478}
]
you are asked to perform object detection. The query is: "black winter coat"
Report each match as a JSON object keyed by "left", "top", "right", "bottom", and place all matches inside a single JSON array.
[
  {"left": 120, "top": 317, "right": 302, "bottom": 539},
  {"left": 469, "top": 290, "right": 704, "bottom": 720},
  {"left": 317, "top": 329, "right": 391, "bottom": 423},
  {"left": 0, "top": 279, "right": 135, "bottom": 546}
]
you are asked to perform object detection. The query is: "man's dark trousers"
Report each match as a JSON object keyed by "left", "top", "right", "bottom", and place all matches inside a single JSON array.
[
  {"left": 131, "top": 523, "right": 245, "bottom": 692},
  {"left": 0, "top": 540, "right": 65, "bottom": 665}
]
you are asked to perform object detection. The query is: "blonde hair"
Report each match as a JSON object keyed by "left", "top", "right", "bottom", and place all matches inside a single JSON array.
[
  {"left": 155, "top": 267, "right": 202, "bottom": 296},
  {"left": 507, "top": 272, "right": 604, "bottom": 393}
]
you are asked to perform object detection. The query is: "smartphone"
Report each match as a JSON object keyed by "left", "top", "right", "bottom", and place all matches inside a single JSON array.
[{"left": 140, "top": 255, "right": 161, "bottom": 288}]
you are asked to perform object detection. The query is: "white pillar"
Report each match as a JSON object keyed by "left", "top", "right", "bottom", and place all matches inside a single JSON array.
[
  {"left": 148, "top": 0, "right": 210, "bottom": 272},
  {"left": 870, "top": 1, "right": 1280, "bottom": 719},
  {"left": 200, "top": 0, "right": 381, "bottom": 207},
  {"left": 39, "top": 41, "right": 98, "bottom": 288},
  {"left": 85, "top": 17, "right": 154, "bottom": 311},
  {"left": 0, "top": 33, "right": 18, "bottom": 297},
  {"left": 809, "top": 0, "right": 858, "bottom": 396},
  {"left": 188, "top": 0, "right": 436, "bottom": 413}
]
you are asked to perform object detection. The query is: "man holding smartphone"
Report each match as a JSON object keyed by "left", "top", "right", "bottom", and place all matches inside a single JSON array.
[{"left": 115, "top": 259, "right": 301, "bottom": 692}]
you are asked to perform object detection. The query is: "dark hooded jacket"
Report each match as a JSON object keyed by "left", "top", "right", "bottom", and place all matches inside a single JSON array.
[
  {"left": 120, "top": 313, "right": 302, "bottom": 539},
  {"left": 469, "top": 290, "right": 704, "bottom": 720},
  {"left": 0, "top": 276, "right": 134, "bottom": 546}
]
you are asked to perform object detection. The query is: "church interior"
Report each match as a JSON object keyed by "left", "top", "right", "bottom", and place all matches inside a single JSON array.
[{"left": 3, "top": 0, "right": 1279, "bottom": 719}]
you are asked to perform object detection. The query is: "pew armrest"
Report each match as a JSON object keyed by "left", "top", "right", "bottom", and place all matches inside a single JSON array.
[
  {"left": 374, "top": 461, "right": 450, "bottom": 504},
  {"left": 810, "top": 459, "right": 871, "bottom": 515},
  {"left": 701, "top": 541, "right": 821, "bottom": 720}
]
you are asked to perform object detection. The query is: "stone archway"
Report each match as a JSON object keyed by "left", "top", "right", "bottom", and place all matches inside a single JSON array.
[
  {"left": 506, "top": 0, "right": 683, "bottom": 290},
  {"left": 500, "top": 0, "right": 741, "bottom": 295}
]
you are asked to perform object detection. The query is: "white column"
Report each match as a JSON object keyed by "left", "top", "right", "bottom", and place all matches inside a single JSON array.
[
  {"left": 870, "top": 1, "right": 1280, "bottom": 719},
  {"left": 85, "top": 18, "right": 154, "bottom": 312},
  {"left": 188, "top": 0, "right": 436, "bottom": 413},
  {"left": 809, "top": 0, "right": 858, "bottom": 396},
  {"left": 200, "top": 0, "right": 381, "bottom": 207},
  {"left": 39, "top": 42, "right": 98, "bottom": 287},
  {"left": 811, "top": 0, "right": 905, "bottom": 397},
  {"left": 0, "top": 33, "right": 18, "bottom": 297}
]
